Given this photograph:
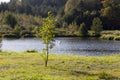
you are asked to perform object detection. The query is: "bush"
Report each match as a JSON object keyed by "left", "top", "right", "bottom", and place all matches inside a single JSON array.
[
  {"left": 20, "top": 30, "right": 34, "bottom": 38},
  {"left": 3, "top": 33, "right": 20, "bottom": 38},
  {"left": 26, "top": 50, "right": 38, "bottom": 53}
]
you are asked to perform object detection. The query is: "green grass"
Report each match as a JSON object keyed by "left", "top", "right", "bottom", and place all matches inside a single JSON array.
[
  {"left": 100, "top": 30, "right": 120, "bottom": 41},
  {"left": 114, "top": 36, "right": 120, "bottom": 40},
  {"left": 0, "top": 52, "right": 120, "bottom": 80},
  {"left": 100, "top": 35, "right": 120, "bottom": 41}
]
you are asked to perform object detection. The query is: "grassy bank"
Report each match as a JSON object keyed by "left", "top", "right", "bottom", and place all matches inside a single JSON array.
[
  {"left": 100, "top": 30, "right": 120, "bottom": 41},
  {"left": 0, "top": 52, "right": 120, "bottom": 80},
  {"left": 1, "top": 30, "right": 120, "bottom": 40}
]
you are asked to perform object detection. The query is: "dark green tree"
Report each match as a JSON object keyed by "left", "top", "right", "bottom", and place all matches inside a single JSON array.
[
  {"left": 79, "top": 22, "right": 88, "bottom": 37},
  {"left": 91, "top": 17, "right": 103, "bottom": 36},
  {"left": 4, "top": 13, "right": 17, "bottom": 28},
  {"left": 101, "top": 0, "right": 120, "bottom": 29}
]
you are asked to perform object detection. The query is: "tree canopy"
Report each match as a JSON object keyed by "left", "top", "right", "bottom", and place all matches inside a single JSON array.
[
  {"left": 35, "top": 12, "right": 55, "bottom": 67},
  {"left": 0, "top": 0, "right": 120, "bottom": 30}
]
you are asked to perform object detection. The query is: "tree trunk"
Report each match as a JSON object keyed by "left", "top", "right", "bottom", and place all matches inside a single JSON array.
[{"left": 45, "top": 44, "right": 49, "bottom": 67}]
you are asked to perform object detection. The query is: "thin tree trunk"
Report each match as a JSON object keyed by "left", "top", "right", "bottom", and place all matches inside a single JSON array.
[{"left": 45, "top": 44, "right": 49, "bottom": 67}]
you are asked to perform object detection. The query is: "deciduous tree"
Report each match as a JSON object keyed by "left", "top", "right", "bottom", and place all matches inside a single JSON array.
[{"left": 35, "top": 12, "right": 55, "bottom": 67}]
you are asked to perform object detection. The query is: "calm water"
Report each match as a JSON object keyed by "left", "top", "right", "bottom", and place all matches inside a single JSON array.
[{"left": 1, "top": 37, "right": 120, "bottom": 56}]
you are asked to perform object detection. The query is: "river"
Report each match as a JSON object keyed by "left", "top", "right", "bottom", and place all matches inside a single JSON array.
[{"left": 1, "top": 37, "right": 120, "bottom": 56}]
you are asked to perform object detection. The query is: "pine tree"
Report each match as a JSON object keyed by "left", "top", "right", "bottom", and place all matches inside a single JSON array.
[
  {"left": 79, "top": 22, "right": 88, "bottom": 37},
  {"left": 91, "top": 17, "right": 103, "bottom": 36}
]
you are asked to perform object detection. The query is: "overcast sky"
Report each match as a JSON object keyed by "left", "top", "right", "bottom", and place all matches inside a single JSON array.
[{"left": 0, "top": 0, "right": 10, "bottom": 3}]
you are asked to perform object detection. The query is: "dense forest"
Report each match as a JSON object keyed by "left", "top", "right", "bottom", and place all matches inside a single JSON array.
[
  {"left": 0, "top": 0, "right": 120, "bottom": 37},
  {"left": 0, "top": 0, "right": 67, "bottom": 17}
]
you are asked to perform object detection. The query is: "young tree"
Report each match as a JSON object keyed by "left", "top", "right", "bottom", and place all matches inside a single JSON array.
[
  {"left": 79, "top": 22, "right": 88, "bottom": 37},
  {"left": 91, "top": 17, "right": 103, "bottom": 36},
  {"left": 35, "top": 12, "right": 55, "bottom": 67}
]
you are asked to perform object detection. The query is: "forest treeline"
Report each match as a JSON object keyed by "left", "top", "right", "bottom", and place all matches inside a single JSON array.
[
  {"left": 0, "top": 0, "right": 120, "bottom": 38},
  {"left": 0, "top": 0, "right": 67, "bottom": 17}
]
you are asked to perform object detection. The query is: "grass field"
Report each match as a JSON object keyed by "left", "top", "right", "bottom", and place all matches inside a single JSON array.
[{"left": 0, "top": 51, "right": 120, "bottom": 80}]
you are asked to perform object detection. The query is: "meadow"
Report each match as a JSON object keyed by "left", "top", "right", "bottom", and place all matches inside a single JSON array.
[{"left": 0, "top": 51, "right": 120, "bottom": 80}]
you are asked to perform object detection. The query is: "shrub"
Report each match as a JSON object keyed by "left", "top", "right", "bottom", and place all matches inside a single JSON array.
[
  {"left": 3, "top": 33, "right": 20, "bottom": 38},
  {"left": 26, "top": 50, "right": 38, "bottom": 53},
  {"left": 22, "top": 34, "right": 34, "bottom": 38},
  {"left": 20, "top": 30, "right": 32, "bottom": 36}
]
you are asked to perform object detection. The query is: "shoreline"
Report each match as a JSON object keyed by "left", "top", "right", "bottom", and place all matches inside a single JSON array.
[{"left": 0, "top": 30, "right": 120, "bottom": 41}]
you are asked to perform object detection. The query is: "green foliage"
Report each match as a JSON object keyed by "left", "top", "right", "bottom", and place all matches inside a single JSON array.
[
  {"left": 4, "top": 12, "right": 17, "bottom": 28},
  {"left": 101, "top": 6, "right": 113, "bottom": 19},
  {"left": 3, "top": 33, "right": 20, "bottom": 38},
  {"left": 0, "top": 0, "right": 67, "bottom": 17},
  {"left": 99, "top": 30, "right": 120, "bottom": 41},
  {"left": 63, "top": 8, "right": 78, "bottom": 25},
  {"left": 100, "top": 35, "right": 114, "bottom": 40},
  {"left": 40, "top": 12, "right": 55, "bottom": 45},
  {"left": 35, "top": 12, "right": 55, "bottom": 67},
  {"left": 79, "top": 22, "right": 88, "bottom": 37},
  {"left": 14, "top": 25, "right": 21, "bottom": 36},
  {"left": 0, "top": 0, "right": 120, "bottom": 30},
  {"left": 91, "top": 17, "right": 103, "bottom": 36},
  {"left": 101, "top": 0, "right": 120, "bottom": 28},
  {"left": 114, "top": 36, "right": 120, "bottom": 41},
  {"left": 64, "top": 0, "right": 80, "bottom": 13},
  {"left": 0, "top": 0, "right": 120, "bottom": 37},
  {"left": 67, "top": 22, "right": 78, "bottom": 35},
  {"left": 64, "top": 0, "right": 101, "bottom": 13},
  {"left": 26, "top": 50, "right": 38, "bottom": 53}
]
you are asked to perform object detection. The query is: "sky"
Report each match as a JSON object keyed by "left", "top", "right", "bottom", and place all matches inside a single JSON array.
[{"left": 0, "top": 0, "right": 10, "bottom": 3}]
